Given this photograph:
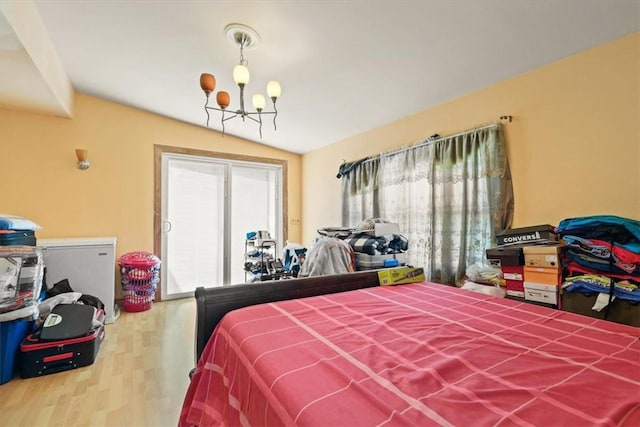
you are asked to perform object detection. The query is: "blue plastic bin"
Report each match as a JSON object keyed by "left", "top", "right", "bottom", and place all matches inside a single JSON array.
[{"left": 1, "top": 318, "right": 35, "bottom": 384}]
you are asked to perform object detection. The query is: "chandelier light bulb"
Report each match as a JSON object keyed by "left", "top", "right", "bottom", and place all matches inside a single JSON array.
[
  {"left": 216, "top": 91, "right": 230, "bottom": 109},
  {"left": 233, "top": 65, "right": 250, "bottom": 85},
  {"left": 200, "top": 73, "right": 216, "bottom": 94},
  {"left": 267, "top": 81, "right": 281, "bottom": 99},
  {"left": 252, "top": 94, "right": 266, "bottom": 110}
]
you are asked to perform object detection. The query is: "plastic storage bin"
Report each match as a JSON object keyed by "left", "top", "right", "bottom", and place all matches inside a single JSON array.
[
  {"left": 0, "top": 246, "right": 44, "bottom": 317},
  {"left": 355, "top": 252, "right": 407, "bottom": 270},
  {"left": 1, "top": 318, "right": 36, "bottom": 384},
  {"left": 0, "top": 246, "right": 44, "bottom": 385},
  {"left": 118, "top": 252, "right": 161, "bottom": 312},
  {"left": 0, "top": 230, "right": 37, "bottom": 246}
]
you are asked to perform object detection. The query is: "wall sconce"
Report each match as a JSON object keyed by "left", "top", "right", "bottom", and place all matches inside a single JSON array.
[{"left": 75, "top": 149, "right": 90, "bottom": 170}]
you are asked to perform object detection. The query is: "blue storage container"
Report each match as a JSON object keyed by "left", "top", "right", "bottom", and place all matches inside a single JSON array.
[
  {"left": 0, "top": 230, "right": 36, "bottom": 246},
  {"left": 1, "top": 318, "right": 35, "bottom": 384}
]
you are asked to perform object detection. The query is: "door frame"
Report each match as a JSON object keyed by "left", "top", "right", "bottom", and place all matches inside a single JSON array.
[{"left": 153, "top": 144, "right": 288, "bottom": 301}]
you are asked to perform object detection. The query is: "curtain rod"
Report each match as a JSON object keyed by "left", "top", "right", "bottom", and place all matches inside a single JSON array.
[{"left": 359, "top": 115, "right": 512, "bottom": 164}]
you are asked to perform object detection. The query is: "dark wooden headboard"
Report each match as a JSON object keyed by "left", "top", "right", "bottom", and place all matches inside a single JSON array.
[{"left": 194, "top": 270, "right": 381, "bottom": 364}]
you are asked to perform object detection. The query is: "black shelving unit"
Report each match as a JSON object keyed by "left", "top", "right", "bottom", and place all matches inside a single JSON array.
[{"left": 244, "top": 239, "right": 277, "bottom": 282}]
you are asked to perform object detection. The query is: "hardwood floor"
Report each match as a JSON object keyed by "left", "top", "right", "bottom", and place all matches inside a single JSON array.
[{"left": 0, "top": 298, "right": 196, "bottom": 427}]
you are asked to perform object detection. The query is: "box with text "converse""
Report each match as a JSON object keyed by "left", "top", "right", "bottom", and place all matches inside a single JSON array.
[{"left": 495, "top": 225, "right": 557, "bottom": 247}]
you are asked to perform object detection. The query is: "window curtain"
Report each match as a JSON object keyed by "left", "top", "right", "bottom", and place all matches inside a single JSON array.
[
  {"left": 340, "top": 158, "right": 380, "bottom": 227},
  {"left": 341, "top": 124, "right": 513, "bottom": 285}
]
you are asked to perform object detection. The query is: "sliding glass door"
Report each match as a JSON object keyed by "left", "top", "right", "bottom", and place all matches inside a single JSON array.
[
  {"left": 160, "top": 152, "right": 282, "bottom": 300},
  {"left": 229, "top": 165, "right": 280, "bottom": 284}
]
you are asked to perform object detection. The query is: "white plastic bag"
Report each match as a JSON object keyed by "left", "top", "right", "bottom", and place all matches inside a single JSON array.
[
  {"left": 460, "top": 280, "right": 506, "bottom": 298},
  {"left": 465, "top": 262, "right": 502, "bottom": 283}
]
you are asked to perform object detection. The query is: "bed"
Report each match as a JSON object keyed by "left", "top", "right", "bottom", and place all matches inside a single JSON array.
[{"left": 181, "top": 272, "right": 640, "bottom": 426}]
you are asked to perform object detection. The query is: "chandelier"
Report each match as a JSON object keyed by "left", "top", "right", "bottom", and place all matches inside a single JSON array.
[{"left": 199, "top": 24, "right": 281, "bottom": 139}]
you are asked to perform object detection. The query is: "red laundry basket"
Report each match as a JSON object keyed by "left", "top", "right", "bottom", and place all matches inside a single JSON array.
[{"left": 118, "top": 252, "right": 161, "bottom": 312}]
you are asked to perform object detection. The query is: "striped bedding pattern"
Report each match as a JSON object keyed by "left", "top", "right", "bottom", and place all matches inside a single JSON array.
[{"left": 180, "top": 282, "right": 640, "bottom": 426}]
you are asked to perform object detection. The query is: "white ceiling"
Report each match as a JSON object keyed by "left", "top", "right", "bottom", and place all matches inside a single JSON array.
[{"left": 2, "top": 1, "right": 639, "bottom": 154}]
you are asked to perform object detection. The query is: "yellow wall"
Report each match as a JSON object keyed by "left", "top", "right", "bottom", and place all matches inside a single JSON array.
[
  {"left": 302, "top": 33, "right": 640, "bottom": 246},
  {"left": 1, "top": 33, "right": 639, "bottom": 290},
  {"left": 0, "top": 93, "right": 303, "bottom": 256}
]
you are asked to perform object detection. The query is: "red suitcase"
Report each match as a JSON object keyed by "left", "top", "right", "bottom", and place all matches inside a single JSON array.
[{"left": 19, "top": 304, "right": 105, "bottom": 378}]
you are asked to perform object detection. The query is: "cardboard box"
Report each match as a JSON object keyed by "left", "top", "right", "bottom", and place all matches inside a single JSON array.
[
  {"left": 524, "top": 282, "right": 558, "bottom": 305},
  {"left": 523, "top": 245, "right": 564, "bottom": 268},
  {"left": 378, "top": 267, "right": 425, "bottom": 286},
  {"left": 502, "top": 266, "right": 524, "bottom": 297},
  {"left": 496, "top": 225, "right": 557, "bottom": 247},
  {"left": 524, "top": 266, "right": 561, "bottom": 285},
  {"left": 501, "top": 265, "right": 523, "bottom": 281},
  {"left": 506, "top": 289, "right": 525, "bottom": 298},
  {"left": 486, "top": 247, "right": 524, "bottom": 267},
  {"left": 374, "top": 222, "right": 400, "bottom": 237},
  {"left": 561, "top": 291, "right": 640, "bottom": 327},
  {"left": 506, "top": 279, "right": 525, "bottom": 297}
]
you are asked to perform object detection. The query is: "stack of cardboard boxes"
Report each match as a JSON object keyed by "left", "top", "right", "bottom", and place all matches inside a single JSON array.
[
  {"left": 486, "top": 246, "right": 525, "bottom": 297},
  {"left": 522, "top": 246, "right": 563, "bottom": 305},
  {"left": 486, "top": 225, "right": 564, "bottom": 306}
]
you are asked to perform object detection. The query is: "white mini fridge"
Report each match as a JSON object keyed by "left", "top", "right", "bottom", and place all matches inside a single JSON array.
[{"left": 38, "top": 237, "right": 118, "bottom": 323}]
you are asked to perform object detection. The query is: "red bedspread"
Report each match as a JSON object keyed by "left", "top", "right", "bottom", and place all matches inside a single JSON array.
[{"left": 180, "top": 282, "right": 640, "bottom": 426}]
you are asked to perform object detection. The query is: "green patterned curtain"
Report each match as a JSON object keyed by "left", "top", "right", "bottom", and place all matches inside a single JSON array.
[
  {"left": 340, "top": 158, "right": 380, "bottom": 227},
  {"left": 341, "top": 124, "right": 513, "bottom": 285}
]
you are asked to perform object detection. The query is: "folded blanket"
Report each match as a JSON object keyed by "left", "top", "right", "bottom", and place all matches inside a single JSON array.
[
  {"left": 556, "top": 215, "right": 640, "bottom": 253},
  {"left": 0, "top": 214, "right": 41, "bottom": 231}
]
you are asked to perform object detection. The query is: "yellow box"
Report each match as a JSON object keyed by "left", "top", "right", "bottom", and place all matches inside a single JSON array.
[
  {"left": 523, "top": 266, "right": 561, "bottom": 285},
  {"left": 523, "top": 245, "right": 564, "bottom": 268},
  {"left": 378, "top": 267, "right": 425, "bottom": 286}
]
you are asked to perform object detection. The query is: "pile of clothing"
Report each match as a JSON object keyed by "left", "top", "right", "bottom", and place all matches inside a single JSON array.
[
  {"left": 317, "top": 218, "right": 409, "bottom": 271},
  {"left": 343, "top": 229, "right": 408, "bottom": 257},
  {"left": 556, "top": 215, "right": 640, "bottom": 303},
  {"left": 299, "top": 238, "right": 355, "bottom": 277},
  {"left": 282, "top": 243, "right": 307, "bottom": 277}
]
